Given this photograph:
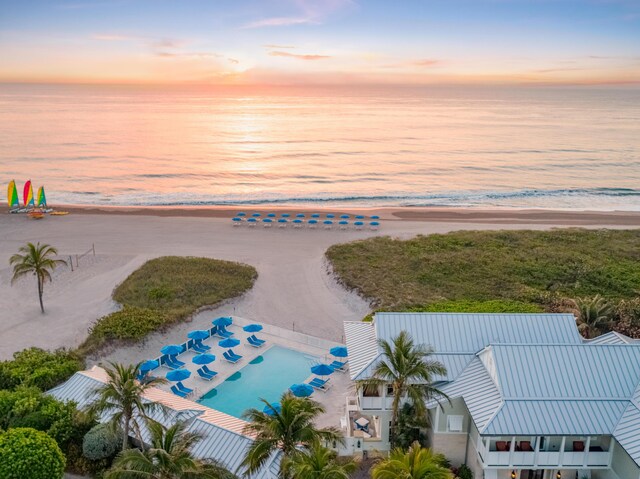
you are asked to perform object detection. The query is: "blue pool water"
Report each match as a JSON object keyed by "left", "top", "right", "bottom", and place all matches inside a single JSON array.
[{"left": 198, "top": 346, "right": 318, "bottom": 418}]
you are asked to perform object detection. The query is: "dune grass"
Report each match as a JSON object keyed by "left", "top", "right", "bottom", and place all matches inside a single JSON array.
[
  {"left": 80, "top": 256, "right": 257, "bottom": 355},
  {"left": 326, "top": 229, "right": 640, "bottom": 313}
]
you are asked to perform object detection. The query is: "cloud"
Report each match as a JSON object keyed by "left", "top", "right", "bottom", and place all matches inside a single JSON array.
[
  {"left": 227, "top": 58, "right": 240, "bottom": 64},
  {"left": 410, "top": 59, "right": 441, "bottom": 67},
  {"left": 269, "top": 50, "right": 331, "bottom": 60},
  {"left": 264, "top": 44, "right": 296, "bottom": 49},
  {"left": 243, "top": 17, "right": 317, "bottom": 29}
]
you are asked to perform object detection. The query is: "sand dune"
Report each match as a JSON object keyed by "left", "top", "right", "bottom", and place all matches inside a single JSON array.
[{"left": 0, "top": 209, "right": 636, "bottom": 360}]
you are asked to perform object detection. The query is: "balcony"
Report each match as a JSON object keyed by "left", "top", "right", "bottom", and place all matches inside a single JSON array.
[{"left": 477, "top": 436, "right": 612, "bottom": 468}]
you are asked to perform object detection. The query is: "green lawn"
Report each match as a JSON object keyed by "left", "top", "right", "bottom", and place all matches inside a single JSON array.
[
  {"left": 326, "top": 229, "right": 640, "bottom": 312},
  {"left": 80, "top": 256, "right": 257, "bottom": 354}
]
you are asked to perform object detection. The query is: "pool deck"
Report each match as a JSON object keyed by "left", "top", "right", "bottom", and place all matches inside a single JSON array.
[{"left": 96, "top": 315, "right": 353, "bottom": 430}]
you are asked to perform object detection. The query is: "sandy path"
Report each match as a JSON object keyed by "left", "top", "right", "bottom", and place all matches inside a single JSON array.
[{"left": 0, "top": 212, "right": 632, "bottom": 360}]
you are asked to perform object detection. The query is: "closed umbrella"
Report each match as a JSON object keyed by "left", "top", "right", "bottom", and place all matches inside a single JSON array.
[
  {"left": 213, "top": 317, "right": 232, "bottom": 327},
  {"left": 330, "top": 346, "right": 348, "bottom": 358},
  {"left": 243, "top": 324, "right": 263, "bottom": 333},
  {"left": 188, "top": 330, "right": 209, "bottom": 340},
  {"left": 139, "top": 360, "right": 159, "bottom": 372},
  {"left": 161, "top": 345, "right": 183, "bottom": 356},
  {"left": 311, "top": 363, "right": 334, "bottom": 377},
  {"left": 219, "top": 338, "right": 240, "bottom": 348},
  {"left": 290, "top": 383, "right": 314, "bottom": 397},
  {"left": 166, "top": 369, "right": 191, "bottom": 381},
  {"left": 192, "top": 354, "right": 216, "bottom": 365}
]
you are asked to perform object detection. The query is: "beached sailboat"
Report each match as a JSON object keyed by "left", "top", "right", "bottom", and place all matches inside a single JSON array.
[
  {"left": 23, "top": 180, "right": 35, "bottom": 210},
  {"left": 7, "top": 180, "right": 20, "bottom": 213}
]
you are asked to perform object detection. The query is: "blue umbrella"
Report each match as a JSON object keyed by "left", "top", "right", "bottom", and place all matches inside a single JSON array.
[
  {"left": 263, "top": 403, "right": 281, "bottom": 415},
  {"left": 267, "top": 213, "right": 276, "bottom": 217},
  {"left": 355, "top": 215, "right": 365, "bottom": 219},
  {"left": 330, "top": 346, "right": 348, "bottom": 358},
  {"left": 188, "top": 330, "right": 209, "bottom": 340},
  {"left": 354, "top": 221, "right": 364, "bottom": 226},
  {"left": 293, "top": 219, "right": 303, "bottom": 224},
  {"left": 281, "top": 213, "right": 291, "bottom": 217},
  {"left": 311, "top": 213, "right": 320, "bottom": 218},
  {"left": 166, "top": 369, "right": 191, "bottom": 381},
  {"left": 326, "top": 214, "right": 335, "bottom": 219},
  {"left": 192, "top": 353, "right": 216, "bottom": 365},
  {"left": 370, "top": 215, "right": 380, "bottom": 219},
  {"left": 323, "top": 220, "right": 333, "bottom": 225},
  {"left": 296, "top": 213, "right": 305, "bottom": 218},
  {"left": 252, "top": 212, "right": 261, "bottom": 217},
  {"left": 247, "top": 218, "right": 257, "bottom": 223},
  {"left": 232, "top": 217, "right": 242, "bottom": 222},
  {"left": 237, "top": 212, "right": 246, "bottom": 217},
  {"left": 370, "top": 221, "right": 380, "bottom": 226},
  {"left": 263, "top": 218, "right": 273, "bottom": 223},
  {"left": 219, "top": 337, "right": 240, "bottom": 348},
  {"left": 243, "top": 324, "right": 263, "bottom": 333},
  {"left": 340, "top": 214, "right": 349, "bottom": 219},
  {"left": 311, "top": 363, "right": 335, "bottom": 377},
  {"left": 278, "top": 218, "right": 288, "bottom": 223},
  {"left": 290, "top": 383, "right": 314, "bottom": 397},
  {"left": 139, "top": 360, "right": 159, "bottom": 372},
  {"left": 213, "top": 317, "right": 232, "bottom": 327},
  {"left": 339, "top": 220, "right": 348, "bottom": 225},
  {"left": 161, "top": 345, "right": 183, "bottom": 356},
  {"left": 308, "top": 219, "right": 318, "bottom": 224}
]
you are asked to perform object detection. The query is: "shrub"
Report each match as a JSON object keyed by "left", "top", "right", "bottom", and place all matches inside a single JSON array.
[
  {"left": 0, "top": 347, "right": 83, "bottom": 391},
  {"left": 613, "top": 298, "right": 640, "bottom": 338},
  {"left": 83, "top": 423, "right": 121, "bottom": 460},
  {"left": 457, "top": 464, "right": 474, "bottom": 479},
  {"left": 0, "top": 427, "right": 66, "bottom": 479}
]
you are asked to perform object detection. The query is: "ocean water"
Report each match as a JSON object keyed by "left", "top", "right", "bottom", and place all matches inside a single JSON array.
[{"left": 1, "top": 83, "right": 639, "bottom": 210}]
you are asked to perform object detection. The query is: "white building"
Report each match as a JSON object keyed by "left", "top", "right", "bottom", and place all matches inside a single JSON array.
[{"left": 343, "top": 313, "right": 640, "bottom": 479}]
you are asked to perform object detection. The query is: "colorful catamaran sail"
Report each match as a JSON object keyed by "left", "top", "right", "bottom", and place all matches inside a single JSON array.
[
  {"left": 7, "top": 180, "right": 19, "bottom": 210},
  {"left": 37, "top": 186, "right": 47, "bottom": 208},
  {"left": 23, "top": 180, "right": 35, "bottom": 209}
]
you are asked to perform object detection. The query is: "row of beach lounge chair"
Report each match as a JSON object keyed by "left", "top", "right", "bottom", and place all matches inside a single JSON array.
[{"left": 232, "top": 212, "right": 381, "bottom": 230}]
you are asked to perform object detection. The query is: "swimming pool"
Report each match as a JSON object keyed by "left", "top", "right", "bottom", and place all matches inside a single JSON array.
[{"left": 198, "top": 346, "right": 318, "bottom": 418}]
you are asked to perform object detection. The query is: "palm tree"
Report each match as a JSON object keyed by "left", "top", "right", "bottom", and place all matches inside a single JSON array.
[
  {"left": 283, "top": 442, "right": 356, "bottom": 479},
  {"left": 371, "top": 442, "right": 452, "bottom": 479},
  {"left": 241, "top": 393, "right": 342, "bottom": 477},
  {"left": 572, "top": 294, "right": 614, "bottom": 339},
  {"left": 89, "top": 361, "right": 168, "bottom": 450},
  {"left": 357, "top": 331, "right": 449, "bottom": 447},
  {"left": 10, "top": 242, "right": 66, "bottom": 313},
  {"left": 105, "top": 420, "right": 236, "bottom": 479}
]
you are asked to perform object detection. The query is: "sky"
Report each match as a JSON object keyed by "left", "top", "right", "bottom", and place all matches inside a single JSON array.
[{"left": 0, "top": 0, "right": 639, "bottom": 86}]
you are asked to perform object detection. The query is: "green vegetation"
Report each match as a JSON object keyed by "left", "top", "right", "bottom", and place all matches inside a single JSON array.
[
  {"left": 0, "top": 427, "right": 66, "bottom": 479},
  {"left": 356, "top": 331, "right": 448, "bottom": 447},
  {"left": 80, "top": 256, "right": 257, "bottom": 354},
  {"left": 327, "top": 229, "right": 640, "bottom": 314},
  {"left": 283, "top": 442, "right": 356, "bottom": 479},
  {"left": 10, "top": 242, "right": 67, "bottom": 314},
  {"left": 82, "top": 423, "right": 121, "bottom": 461},
  {"left": 0, "top": 347, "right": 83, "bottom": 391},
  {"left": 371, "top": 442, "right": 452, "bottom": 479}
]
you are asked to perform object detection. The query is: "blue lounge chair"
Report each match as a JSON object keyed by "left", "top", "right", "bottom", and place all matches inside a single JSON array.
[
  {"left": 216, "top": 325, "right": 233, "bottom": 338},
  {"left": 171, "top": 385, "right": 188, "bottom": 398},
  {"left": 227, "top": 349, "right": 243, "bottom": 360},
  {"left": 223, "top": 350, "right": 242, "bottom": 363},
  {"left": 164, "top": 356, "right": 182, "bottom": 369},
  {"left": 248, "top": 334, "right": 265, "bottom": 346},
  {"left": 176, "top": 381, "right": 193, "bottom": 394},
  {"left": 201, "top": 365, "right": 217, "bottom": 376},
  {"left": 329, "top": 360, "right": 347, "bottom": 372},
  {"left": 192, "top": 341, "right": 210, "bottom": 353},
  {"left": 308, "top": 377, "right": 330, "bottom": 391},
  {"left": 247, "top": 336, "right": 264, "bottom": 348},
  {"left": 197, "top": 367, "right": 217, "bottom": 380}
]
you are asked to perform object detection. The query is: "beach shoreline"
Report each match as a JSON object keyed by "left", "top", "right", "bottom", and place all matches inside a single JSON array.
[{"left": 3, "top": 202, "right": 640, "bottom": 225}]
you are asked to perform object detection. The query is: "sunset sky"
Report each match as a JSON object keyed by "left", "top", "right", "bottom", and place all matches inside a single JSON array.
[{"left": 1, "top": 0, "right": 639, "bottom": 86}]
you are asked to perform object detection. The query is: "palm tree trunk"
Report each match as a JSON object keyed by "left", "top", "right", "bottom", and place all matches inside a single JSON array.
[
  {"left": 37, "top": 275, "right": 44, "bottom": 313},
  {"left": 123, "top": 415, "right": 130, "bottom": 450},
  {"left": 390, "top": 389, "right": 401, "bottom": 447}
]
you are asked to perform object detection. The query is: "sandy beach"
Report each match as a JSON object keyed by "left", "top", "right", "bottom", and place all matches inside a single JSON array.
[{"left": 1, "top": 206, "right": 640, "bottom": 361}]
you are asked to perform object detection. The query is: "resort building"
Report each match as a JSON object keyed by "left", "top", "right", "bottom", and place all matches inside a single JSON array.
[{"left": 344, "top": 313, "right": 640, "bottom": 479}]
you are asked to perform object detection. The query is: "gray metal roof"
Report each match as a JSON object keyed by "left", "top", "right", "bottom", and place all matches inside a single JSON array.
[
  {"left": 48, "top": 368, "right": 280, "bottom": 479},
  {"left": 344, "top": 321, "right": 378, "bottom": 380},
  {"left": 587, "top": 331, "right": 639, "bottom": 345},
  {"left": 375, "top": 313, "right": 582, "bottom": 353}
]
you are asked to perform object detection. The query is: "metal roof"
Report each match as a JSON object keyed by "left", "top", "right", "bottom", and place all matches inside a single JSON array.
[
  {"left": 48, "top": 367, "right": 280, "bottom": 478},
  {"left": 614, "top": 403, "right": 640, "bottom": 465},
  {"left": 586, "top": 331, "right": 639, "bottom": 345},
  {"left": 374, "top": 313, "right": 582, "bottom": 353},
  {"left": 353, "top": 352, "right": 474, "bottom": 383},
  {"left": 344, "top": 321, "right": 378, "bottom": 380}
]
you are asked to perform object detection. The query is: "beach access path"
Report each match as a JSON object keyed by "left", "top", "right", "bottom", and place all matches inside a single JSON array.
[{"left": 1, "top": 207, "right": 638, "bottom": 360}]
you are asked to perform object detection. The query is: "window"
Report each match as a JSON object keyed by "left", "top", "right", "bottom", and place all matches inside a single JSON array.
[
  {"left": 447, "top": 415, "right": 463, "bottom": 432},
  {"left": 362, "top": 384, "right": 380, "bottom": 397},
  {"left": 386, "top": 385, "right": 394, "bottom": 396}
]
